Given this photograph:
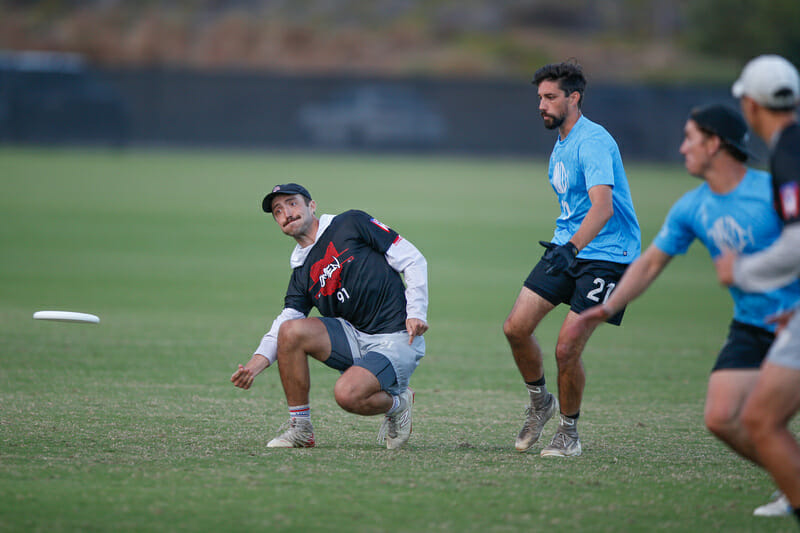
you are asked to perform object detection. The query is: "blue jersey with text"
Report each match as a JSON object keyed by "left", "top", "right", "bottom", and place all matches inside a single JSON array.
[
  {"left": 547, "top": 115, "right": 641, "bottom": 264},
  {"left": 653, "top": 168, "right": 800, "bottom": 331}
]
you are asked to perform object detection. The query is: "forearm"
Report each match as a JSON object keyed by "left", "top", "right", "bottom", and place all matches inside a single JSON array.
[
  {"left": 734, "top": 224, "right": 800, "bottom": 292},
  {"left": 604, "top": 246, "right": 671, "bottom": 315},
  {"left": 570, "top": 186, "right": 613, "bottom": 250},
  {"left": 385, "top": 237, "right": 429, "bottom": 322}
]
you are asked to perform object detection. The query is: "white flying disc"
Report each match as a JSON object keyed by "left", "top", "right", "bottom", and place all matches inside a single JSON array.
[{"left": 33, "top": 310, "right": 100, "bottom": 324}]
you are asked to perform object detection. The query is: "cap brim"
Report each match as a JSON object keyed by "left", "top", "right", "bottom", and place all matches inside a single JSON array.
[{"left": 731, "top": 79, "right": 745, "bottom": 98}]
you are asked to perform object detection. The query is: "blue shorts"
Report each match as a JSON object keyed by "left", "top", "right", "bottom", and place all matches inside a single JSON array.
[
  {"left": 524, "top": 255, "right": 629, "bottom": 325},
  {"left": 712, "top": 320, "right": 774, "bottom": 372},
  {"left": 319, "top": 317, "right": 425, "bottom": 395}
]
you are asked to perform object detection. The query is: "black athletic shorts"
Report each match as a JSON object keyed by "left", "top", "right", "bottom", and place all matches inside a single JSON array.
[
  {"left": 524, "top": 255, "right": 629, "bottom": 325},
  {"left": 712, "top": 319, "right": 774, "bottom": 372}
]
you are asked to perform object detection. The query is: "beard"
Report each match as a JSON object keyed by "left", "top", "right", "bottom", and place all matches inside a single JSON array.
[{"left": 542, "top": 113, "right": 565, "bottom": 130}]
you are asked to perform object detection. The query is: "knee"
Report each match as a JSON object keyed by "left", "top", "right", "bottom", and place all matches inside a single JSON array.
[
  {"left": 333, "top": 379, "right": 360, "bottom": 413},
  {"left": 704, "top": 409, "right": 736, "bottom": 440},
  {"left": 503, "top": 318, "right": 528, "bottom": 344},
  {"left": 277, "top": 319, "right": 305, "bottom": 349},
  {"left": 741, "top": 405, "right": 770, "bottom": 442},
  {"left": 555, "top": 339, "right": 580, "bottom": 366}
]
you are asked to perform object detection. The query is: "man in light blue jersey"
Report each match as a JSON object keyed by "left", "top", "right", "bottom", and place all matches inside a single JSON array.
[
  {"left": 504, "top": 60, "right": 641, "bottom": 457},
  {"left": 572, "top": 103, "right": 800, "bottom": 513}
]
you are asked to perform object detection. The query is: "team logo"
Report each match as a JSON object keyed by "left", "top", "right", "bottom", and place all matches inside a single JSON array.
[
  {"left": 310, "top": 242, "right": 354, "bottom": 298},
  {"left": 552, "top": 161, "right": 569, "bottom": 194},
  {"left": 780, "top": 182, "right": 800, "bottom": 219},
  {"left": 707, "top": 215, "right": 754, "bottom": 253}
]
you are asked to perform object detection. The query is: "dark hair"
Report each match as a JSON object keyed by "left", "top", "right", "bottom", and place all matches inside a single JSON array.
[
  {"left": 532, "top": 61, "right": 587, "bottom": 108},
  {"left": 695, "top": 124, "right": 748, "bottom": 163}
]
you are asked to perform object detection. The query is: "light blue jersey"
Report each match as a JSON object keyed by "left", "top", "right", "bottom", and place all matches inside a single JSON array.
[
  {"left": 548, "top": 115, "right": 641, "bottom": 264},
  {"left": 654, "top": 168, "right": 800, "bottom": 331}
]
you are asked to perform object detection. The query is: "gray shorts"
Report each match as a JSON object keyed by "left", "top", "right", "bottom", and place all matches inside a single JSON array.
[
  {"left": 766, "top": 311, "right": 800, "bottom": 370},
  {"left": 320, "top": 317, "right": 425, "bottom": 395}
]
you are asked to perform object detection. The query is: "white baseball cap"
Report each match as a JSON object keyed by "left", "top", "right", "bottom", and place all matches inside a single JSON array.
[{"left": 732, "top": 54, "right": 800, "bottom": 109}]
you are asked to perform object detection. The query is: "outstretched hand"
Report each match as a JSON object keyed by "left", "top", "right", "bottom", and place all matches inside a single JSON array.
[
  {"left": 230, "top": 354, "right": 271, "bottom": 390},
  {"left": 231, "top": 364, "right": 255, "bottom": 389},
  {"left": 565, "top": 304, "right": 612, "bottom": 340},
  {"left": 406, "top": 318, "right": 428, "bottom": 345}
]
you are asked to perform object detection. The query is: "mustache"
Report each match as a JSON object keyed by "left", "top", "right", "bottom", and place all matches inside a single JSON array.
[{"left": 283, "top": 216, "right": 300, "bottom": 227}]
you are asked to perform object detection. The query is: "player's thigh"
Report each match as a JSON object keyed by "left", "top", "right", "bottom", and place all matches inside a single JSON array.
[
  {"left": 280, "top": 316, "right": 334, "bottom": 362},
  {"left": 744, "top": 363, "right": 800, "bottom": 427},
  {"left": 505, "top": 286, "right": 557, "bottom": 335},
  {"left": 705, "top": 369, "right": 759, "bottom": 422}
]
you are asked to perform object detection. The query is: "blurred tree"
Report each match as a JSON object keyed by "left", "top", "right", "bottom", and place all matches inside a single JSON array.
[{"left": 685, "top": 0, "right": 800, "bottom": 64}]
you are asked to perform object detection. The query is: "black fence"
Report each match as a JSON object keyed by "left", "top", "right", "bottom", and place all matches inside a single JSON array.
[{"left": 1, "top": 59, "right": 761, "bottom": 162}]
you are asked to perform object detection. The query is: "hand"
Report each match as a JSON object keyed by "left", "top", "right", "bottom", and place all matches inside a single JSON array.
[
  {"left": 714, "top": 249, "right": 737, "bottom": 286},
  {"left": 231, "top": 364, "right": 255, "bottom": 389},
  {"left": 406, "top": 317, "right": 428, "bottom": 345},
  {"left": 540, "top": 240, "right": 578, "bottom": 276},
  {"left": 231, "top": 355, "right": 271, "bottom": 389},
  {"left": 767, "top": 309, "right": 796, "bottom": 336},
  {"left": 565, "top": 304, "right": 613, "bottom": 340}
]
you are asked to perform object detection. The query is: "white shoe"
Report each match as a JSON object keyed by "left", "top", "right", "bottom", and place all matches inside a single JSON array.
[
  {"left": 753, "top": 491, "right": 791, "bottom": 517},
  {"left": 267, "top": 418, "right": 315, "bottom": 448},
  {"left": 378, "top": 389, "right": 414, "bottom": 450}
]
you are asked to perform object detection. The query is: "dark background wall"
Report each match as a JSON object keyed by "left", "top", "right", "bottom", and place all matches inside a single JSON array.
[{"left": 2, "top": 63, "right": 759, "bottom": 162}]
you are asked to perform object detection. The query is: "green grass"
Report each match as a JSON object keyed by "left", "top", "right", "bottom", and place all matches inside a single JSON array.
[{"left": 0, "top": 147, "right": 795, "bottom": 532}]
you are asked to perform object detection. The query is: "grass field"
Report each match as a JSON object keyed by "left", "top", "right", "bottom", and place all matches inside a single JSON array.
[{"left": 0, "top": 146, "right": 795, "bottom": 532}]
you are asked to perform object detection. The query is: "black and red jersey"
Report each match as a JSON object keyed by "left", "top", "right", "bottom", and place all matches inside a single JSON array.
[
  {"left": 284, "top": 210, "right": 408, "bottom": 334},
  {"left": 771, "top": 122, "right": 800, "bottom": 226}
]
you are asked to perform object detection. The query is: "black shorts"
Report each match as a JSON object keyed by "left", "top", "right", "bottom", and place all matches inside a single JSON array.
[
  {"left": 524, "top": 256, "right": 629, "bottom": 325},
  {"left": 712, "top": 320, "right": 774, "bottom": 372}
]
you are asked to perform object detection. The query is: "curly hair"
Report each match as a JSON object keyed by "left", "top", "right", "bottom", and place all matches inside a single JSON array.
[{"left": 532, "top": 60, "right": 587, "bottom": 108}]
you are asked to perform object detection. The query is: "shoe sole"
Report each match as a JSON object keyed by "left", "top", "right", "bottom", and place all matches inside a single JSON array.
[{"left": 540, "top": 444, "right": 581, "bottom": 457}]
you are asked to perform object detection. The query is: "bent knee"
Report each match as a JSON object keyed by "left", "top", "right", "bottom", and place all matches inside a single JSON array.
[
  {"left": 333, "top": 379, "right": 360, "bottom": 413},
  {"left": 704, "top": 410, "right": 737, "bottom": 438}
]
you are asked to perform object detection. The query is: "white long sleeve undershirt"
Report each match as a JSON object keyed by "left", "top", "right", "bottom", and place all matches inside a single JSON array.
[{"left": 733, "top": 223, "right": 800, "bottom": 293}]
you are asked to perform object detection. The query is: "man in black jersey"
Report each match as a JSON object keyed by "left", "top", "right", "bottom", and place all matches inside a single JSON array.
[
  {"left": 715, "top": 54, "right": 800, "bottom": 521},
  {"left": 231, "top": 184, "right": 429, "bottom": 450}
]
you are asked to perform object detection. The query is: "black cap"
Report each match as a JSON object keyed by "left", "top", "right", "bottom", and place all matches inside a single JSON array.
[
  {"left": 689, "top": 104, "right": 755, "bottom": 160},
  {"left": 262, "top": 183, "right": 312, "bottom": 213}
]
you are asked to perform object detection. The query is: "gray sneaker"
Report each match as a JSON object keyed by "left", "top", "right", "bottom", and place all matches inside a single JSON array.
[
  {"left": 540, "top": 416, "right": 582, "bottom": 457},
  {"left": 515, "top": 393, "right": 558, "bottom": 452},
  {"left": 377, "top": 388, "right": 414, "bottom": 450},
  {"left": 267, "top": 418, "right": 315, "bottom": 448}
]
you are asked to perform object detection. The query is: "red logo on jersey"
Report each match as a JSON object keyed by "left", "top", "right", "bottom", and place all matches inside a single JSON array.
[{"left": 310, "top": 242, "right": 354, "bottom": 298}]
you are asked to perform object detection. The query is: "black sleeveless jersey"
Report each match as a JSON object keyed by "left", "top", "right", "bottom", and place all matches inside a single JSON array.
[
  {"left": 771, "top": 122, "right": 800, "bottom": 226},
  {"left": 284, "top": 210, "right": 408, "bottom": 334}
]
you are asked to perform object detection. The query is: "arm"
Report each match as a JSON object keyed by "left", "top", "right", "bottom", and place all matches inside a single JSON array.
[
  {"left": 571, "top": 245, "right": 673, "bottom": 333},
  {"left": 716, "top": 224, "right": 800, "bottom": 292},
  {"left": 385, "top": 237, "right": 429, "bottom": 343},
  {"left": 230, "top": 307, "right": 305, "bottom": 389},
  {"left": 569, "top": 184, "right": 613, "bottom": 251}
]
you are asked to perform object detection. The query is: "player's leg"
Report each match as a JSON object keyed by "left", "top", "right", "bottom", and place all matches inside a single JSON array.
[
  {"left": 703, "top": 320, "right": 772, "bottom": 464},
  {"left": 504, "top": 264, "right": 564, "bottom": 451},
  {"left": 267, "top": 317, "right": 333, "bottom": 448},
  {"left": 704, "top": 369, "right": 760, "bottom": 462},
  {"left": 503, "top": 287, "right": 555, "bottom": 380},
  {"left": 741, "top": 362, "right": 800, "bottom": 516},
  {"left": 333, "top": 329, "right": 424, "bottom": 449},
  {"left": 275, "top": 317, "right": 333, "bottom": 406},
  {"left": 541, "top": 260, "right": 627, "bottom": 458}
]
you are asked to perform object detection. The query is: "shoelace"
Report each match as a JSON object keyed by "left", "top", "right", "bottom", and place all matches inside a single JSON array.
[{"left": 377, "top": 415, "right": 395, "bottom": 443}]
